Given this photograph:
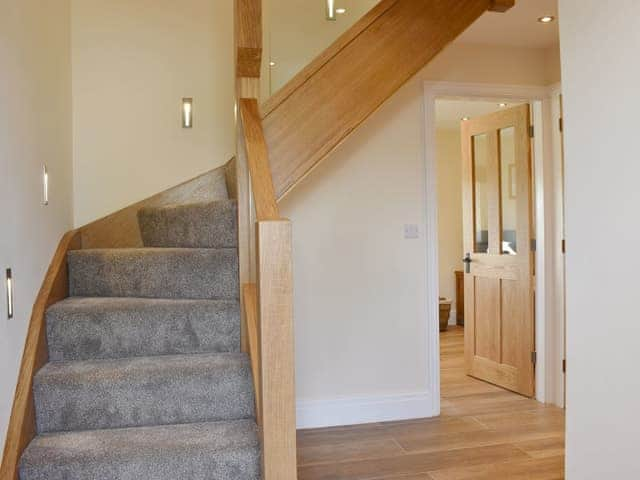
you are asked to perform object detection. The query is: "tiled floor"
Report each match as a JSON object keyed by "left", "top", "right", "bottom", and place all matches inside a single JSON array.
[{"left": 297, "top": 325, "right": 565, "bottom": 479}]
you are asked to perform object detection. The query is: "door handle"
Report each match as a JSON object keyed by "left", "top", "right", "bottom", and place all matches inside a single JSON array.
[{"left": 462, "top": 253, "right": 472, "bottom": 274}]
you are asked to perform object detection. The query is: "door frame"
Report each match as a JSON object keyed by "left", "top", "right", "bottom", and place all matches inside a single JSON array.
[{"left": 423, "top": 81, "right": 565, "bottom": 410}]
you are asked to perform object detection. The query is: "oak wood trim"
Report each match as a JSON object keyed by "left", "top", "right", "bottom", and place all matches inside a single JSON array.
[
  {"left": 242, "top": 283, "right": 262, "bottom": 425},
  {"left": 0, "top": 230, "right": 82, "bottom": 480},
  {"left": 488, "top": 0, "right": 515, "bottom": 12},
  {"left": 235, "top": 0, "right": 262, "bottom": 78},
  {"left": 239, "top": 98, "right": 280, "bottom": 221},
  {"left": 257, "top": 220, "right": 296, "bottom": 480}
]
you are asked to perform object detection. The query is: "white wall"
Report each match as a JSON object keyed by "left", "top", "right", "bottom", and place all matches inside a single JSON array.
[
  {"left": 559, "top": 1, "right": 640, "bottom": 478},
  {"left": 436, "top": 129, "right": 463, "bottom": 312},
  {"left": 0, "top": 0, "right": 74, "bottom": 458},
  {"left": 71, "top": 0, "right": 235, "bottom": 225},
  {"left": 280, "top": 42, "right": 560, "bottom": 428}
]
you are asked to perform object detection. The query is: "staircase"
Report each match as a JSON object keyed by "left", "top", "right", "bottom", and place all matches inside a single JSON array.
[
  {"left": 1, "top": 1, "right": 517, "bottom": 478},
  {"left": 18, "top": 172, "right": 261, "bottom": 479}
]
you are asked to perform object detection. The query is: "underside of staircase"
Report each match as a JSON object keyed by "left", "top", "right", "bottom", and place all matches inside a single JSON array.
[{"left": 19, "top": 169, "right": 261, "bottom": 479}]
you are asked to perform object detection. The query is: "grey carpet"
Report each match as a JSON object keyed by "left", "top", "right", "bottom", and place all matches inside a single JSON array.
[
  {"left": 20, "top": 185, "right": 260, "bottom": 479},
  {"left": 138, "top": 200, "right": 238, "bottom": 248},
  {"left": 68, "top": 248, "right": 239, "bottom": 299},
  {"left": 47, "top": 297, "right": 240, "bottom": 362},
  {"left": 34, "top": 352, "right": 255, "bottom": 433},
  {"left": 20, "top": 420, "right": 261, "bottom": 480},
  {"left": 20, "top": 183, "right": 261, "bottom": 480}
]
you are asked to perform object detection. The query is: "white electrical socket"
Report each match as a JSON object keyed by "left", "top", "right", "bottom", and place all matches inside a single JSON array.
[{"left": 404, "top": 224, "right": 419, "bottom": 239}]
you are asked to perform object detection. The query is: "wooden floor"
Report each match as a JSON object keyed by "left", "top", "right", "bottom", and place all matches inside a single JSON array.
[{"left": 297, "top": 326, "right": 565, "bottom": 479}]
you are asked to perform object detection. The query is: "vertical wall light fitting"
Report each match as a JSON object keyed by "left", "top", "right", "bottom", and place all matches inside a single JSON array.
[
  {"left": 42, "top": 165, "right": 49, "bottom": 205},
  {"left": 326, "top": 0, "right": 336, "bottom": 20},
  {"left": 182, "top": 98, "right": 193, "bottom": 128},
  {"left": 6, "top": 268, "right": 14, "bottom": 320}
]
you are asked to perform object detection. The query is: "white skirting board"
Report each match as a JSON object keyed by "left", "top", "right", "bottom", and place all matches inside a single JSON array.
[{"left": 296, "top": 391, "right": 435, "bottom": 429}]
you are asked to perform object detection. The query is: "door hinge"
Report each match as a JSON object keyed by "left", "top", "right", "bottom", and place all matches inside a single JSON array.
[
  {"left": 559, "top": 117, "right": 564, "bottom": 132},
  {"left": 561, "top": 239, "right": 566, "bottom": 254},
  {"left": 529, "top": 125, "right": 535, "bottom": 138},
  {"left": 562, "top": 359, "right": 566, "bottom": 373},
  {"left": 530, "top": 239, "right": 537, "bottom": 252},
  {"left": 531, "top": 351, "right": 537, "bottom": 365}
]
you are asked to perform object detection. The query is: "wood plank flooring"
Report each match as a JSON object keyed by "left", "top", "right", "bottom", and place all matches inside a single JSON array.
[{"left": 297, "top": 326, "right": 565, "bottom": 479}]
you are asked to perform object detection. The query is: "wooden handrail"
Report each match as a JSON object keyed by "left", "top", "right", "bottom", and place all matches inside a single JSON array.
[
  {"left": 239, "top": 98, "right": 280, "bottom": 221},
  {"left": 0, "top": 230, "right": 82, "bottom": 480}
]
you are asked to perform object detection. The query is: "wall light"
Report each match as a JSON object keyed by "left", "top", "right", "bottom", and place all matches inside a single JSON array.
[
  {"left": 462, "top": 117, "right": 470, "bottom": 121},
  {"left": 336, "top": 8, "right": 347, "bottom": 14},
  {"left": 269, "top": 61, "right": 276, "bottom": 67},
  {"left": 538, "top": 15, "right": 555, "bottom": 23},
  {"left": 6, "top": 268, "right": 13, "bottom": 320},
  {"left": 499, "top": 103, "right": 508, "bottom": 108},
  {"left": 326, "top": 0, "right": 336, "bottom": 20},
  {"left": 182, "top": 98, "right": 193, "bottom": 128},
  {"left": 42, "top": 165, "right": 49, "bottom": 205}
]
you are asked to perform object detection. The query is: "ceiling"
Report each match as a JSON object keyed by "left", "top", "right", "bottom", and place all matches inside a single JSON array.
[
  {"left": 435, "top": 99, "right": 525, "bottom": 130},
  {"left": 455, "top": 0, "right": 559, "bottom": 49}
]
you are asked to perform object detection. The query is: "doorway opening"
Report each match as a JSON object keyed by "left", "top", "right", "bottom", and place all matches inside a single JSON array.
[{"left": 424, "top": 82, "right": 566, "bottom": 420}]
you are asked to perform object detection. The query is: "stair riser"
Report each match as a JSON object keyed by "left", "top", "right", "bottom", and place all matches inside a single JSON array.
[
  {"left": 138, "top": 201, "right": 238, "bottom": 249},
  {"left": 21, "top": 448, "right": 260, "bottom": 480},
  {"left": 47, "top": 298, "right": 240, "bottom": 362},
  {"left": 20, "top": 420, "right": 260, "bottom": 480},
  {"left": 68, "top": 249, "right": 239, "bottom": 299},
  {"left": 34, "top": 354, "right": 254, "bottom": 433}
]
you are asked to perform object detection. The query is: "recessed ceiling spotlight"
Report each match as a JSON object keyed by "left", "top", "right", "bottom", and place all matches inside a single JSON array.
[
  {"left": 538, "top": 15, "right": 555, "bottom": 23},
  {"left": 336, "top": 8, "right": 347, "bottom": 14}
]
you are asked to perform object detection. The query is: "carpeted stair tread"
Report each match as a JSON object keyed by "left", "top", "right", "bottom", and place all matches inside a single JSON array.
[
  {"left": 33, "top": 352, "right": 254, "bottom": 434},
  {"left": 19, "top": 419, "right": 260, "bottom": 480},
  {"left": 46, "top": 297, "right": 241, "bottom": 362},
  {"left": 68, "top": 248, "right": 238, "bottom": 299},
  {"left": 138, "top": 200, "right": 238, "bottom": 248}
]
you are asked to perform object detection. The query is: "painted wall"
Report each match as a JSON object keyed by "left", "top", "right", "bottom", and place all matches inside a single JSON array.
[
  {"left": 0, "top": 0, "right": 74, "bottom": 457},
  {"left": 436, "top": 129, "right": 463, "bottom": 313},
  {"left": 71, "top": 0, "right": 235, "bottom": 225},
  {"left": 279, "top": 41, "right": 561, "bottom": 427},
  {"left": 559, "top": 1, "right": 640, "bottom": 477}
]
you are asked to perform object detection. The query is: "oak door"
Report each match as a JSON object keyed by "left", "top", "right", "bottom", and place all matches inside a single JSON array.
[{"left": 461, "top": 104, "right": 535, "bottom": 397}]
